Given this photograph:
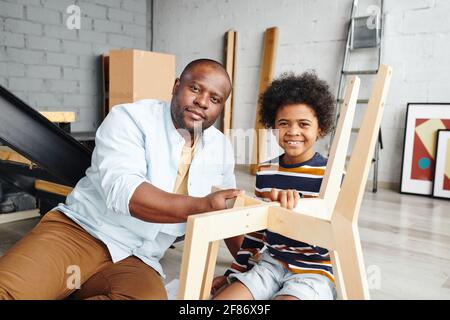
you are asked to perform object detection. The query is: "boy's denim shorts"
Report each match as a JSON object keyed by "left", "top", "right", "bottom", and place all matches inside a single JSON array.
[{"left": 228, "top": 251, "right": 337, "bottom": 300}]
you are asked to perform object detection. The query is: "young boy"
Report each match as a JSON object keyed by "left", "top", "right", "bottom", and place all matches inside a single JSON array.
[{"left": 213, "top": 71, "right": 336, "bottom": 300}]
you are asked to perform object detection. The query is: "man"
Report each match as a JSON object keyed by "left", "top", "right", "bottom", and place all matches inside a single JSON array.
[{"left": 0, "top": 59, "right": 242, "bottom": 300}]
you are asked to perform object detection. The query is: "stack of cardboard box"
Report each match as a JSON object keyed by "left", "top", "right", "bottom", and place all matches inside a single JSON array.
[{"left": 103, "top": 49, "right": 176, "bottom": 118}]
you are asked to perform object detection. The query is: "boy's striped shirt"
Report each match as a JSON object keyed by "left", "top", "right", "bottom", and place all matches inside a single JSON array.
[{"left": 225, "top": 152, "right": 335, "bottom": 284}]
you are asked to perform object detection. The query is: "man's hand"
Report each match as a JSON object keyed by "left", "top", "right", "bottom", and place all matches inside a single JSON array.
[
  {"left": 211, "top": 275, "right": 228, "bottom": 296},
  {"left": 268, "top": 188, "right": 300, "bottom": 209},
  {"left": 203, "top": 189, "right": 245, "bottom": 211},
  {"left": 130, "top": 183, "right": 244, "bottom": 223}
]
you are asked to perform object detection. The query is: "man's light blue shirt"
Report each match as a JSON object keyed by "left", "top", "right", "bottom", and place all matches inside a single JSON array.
[{"left": 56, "top": 99, "right": 236, "bottom": 277}]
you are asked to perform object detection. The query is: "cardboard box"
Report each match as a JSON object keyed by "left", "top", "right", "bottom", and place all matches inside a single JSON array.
[{"left": 108, "top": 50, "right": 176, "bottom": 112}]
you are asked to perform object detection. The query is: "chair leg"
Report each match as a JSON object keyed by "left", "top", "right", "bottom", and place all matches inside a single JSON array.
[
  {"left": 330, "top": 250, "right": 347, "bottom": 300},
  {"left": 333, "top": 225, "right": 370, "bottom": 299},
  {"left": 200, "top": 240, "right": 220, "bottom": 300},
  {"left": 178, "top": 221, "right": 211, "bottom": 300}
]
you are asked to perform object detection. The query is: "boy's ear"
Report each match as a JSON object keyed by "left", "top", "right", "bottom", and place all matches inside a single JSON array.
[{"left": 317, "top": 128, "right": 323, "bottom": 140}]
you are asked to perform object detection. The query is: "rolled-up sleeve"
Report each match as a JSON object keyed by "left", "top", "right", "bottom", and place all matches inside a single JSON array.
[{"left": 92, "top": 106, "right": 149, "bottom": 216}]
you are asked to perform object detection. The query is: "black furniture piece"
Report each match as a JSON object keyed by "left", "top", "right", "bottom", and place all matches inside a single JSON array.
[{"left": 0, "top": 85, "right": 93, "bottom": 214}]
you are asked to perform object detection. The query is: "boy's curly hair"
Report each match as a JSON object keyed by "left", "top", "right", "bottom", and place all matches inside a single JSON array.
[{"left": 259, "top": 71, "right": 336, "bottom": 137}]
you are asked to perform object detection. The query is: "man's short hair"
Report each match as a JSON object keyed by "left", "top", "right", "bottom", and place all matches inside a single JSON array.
[{"left": 180, "top": 58, "right": 231, "bottom": 84}]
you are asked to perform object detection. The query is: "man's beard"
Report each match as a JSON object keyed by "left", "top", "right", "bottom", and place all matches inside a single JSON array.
[{"left": 171, "top": 105, "right": 206, "bottom": 135}]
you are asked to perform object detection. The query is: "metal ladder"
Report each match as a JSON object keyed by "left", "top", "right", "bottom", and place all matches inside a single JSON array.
[{"left": 332, "top": 0, "right": 384, "bottom": 192}]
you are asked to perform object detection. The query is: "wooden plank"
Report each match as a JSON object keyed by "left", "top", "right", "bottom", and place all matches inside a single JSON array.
[
  {"left": 39, "top": 111, "right": 76, "bottom": 123},
  {"left": 0, "top": 146, "right": 33, "bottom": 166},
  {"left": 179, "top": 203, "right": 270, "bottom": 299},
  {"left": 102, "top": 54, "right": 110, "bottom": 119},
  {"left": 193, "top": 204, "right": 271, "bottom": 242},
  {"left": 0, "top": 209, "right": 40, "bottom": 225},
  {"left": 222, "top": 30, "right": 237, "bottom": 137},
  {"left": 250, "top": 27, "right": 279, "bottom": 175},
  {"left": 319, "top": 76, "right": 360, "bottom": 213},
  {"left": 293, "top": 198, "right": 329, "bottom": 219},
  {"left": 34, "top": 179, "right": 73, "bottom": 196},
  {"left": 177, "top": 217, "right": 211, "bottom": 299},
  {"left": 200, "top": 240, "right": 220, "bottom": 300},
  {"left": 267, "top": 206, "right": 334, "bottom": 250},
  {"left": 334, "top": 65, "right": 392, "bottom": 224},
  {"left": 332, "top": 218, "right": 370, "bottom": 299},
  {"left": 329, "top": 250, "right": 347, "bottom": 300},
  {"left": 330, "top": 65, "right": 392, "bottom": 300}
]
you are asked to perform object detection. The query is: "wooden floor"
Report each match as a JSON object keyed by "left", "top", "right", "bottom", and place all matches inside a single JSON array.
[{"left": 1, "top": 165, "right": 449, "bottom": 300}]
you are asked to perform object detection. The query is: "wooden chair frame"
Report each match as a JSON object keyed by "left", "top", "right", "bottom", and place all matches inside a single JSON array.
[{"left": 178, "top": 65, "right": 392, "bottom": 300}]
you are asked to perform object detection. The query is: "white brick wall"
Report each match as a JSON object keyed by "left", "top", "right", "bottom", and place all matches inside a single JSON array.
[
  {"left": 1, "top": 0, "right": 449, "bottom": 186},
  {"left": 0, "top": 0, "right": 148, "bottom": 132},
  {"left": 153, "top": 0, "right": 450, "bottom": 186}
]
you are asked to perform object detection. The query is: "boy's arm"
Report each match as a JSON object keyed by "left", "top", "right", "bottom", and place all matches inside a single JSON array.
[
  {"left": 224, "top": 235, "right": 244, "bottom": 259},
  {"left": 224, "top": 231, "right": 266, "bottom": 276}
]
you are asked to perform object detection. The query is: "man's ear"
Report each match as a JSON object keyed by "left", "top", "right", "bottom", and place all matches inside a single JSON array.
[{"left": 172, "top": 78, "right": 180, "bottom": 95}]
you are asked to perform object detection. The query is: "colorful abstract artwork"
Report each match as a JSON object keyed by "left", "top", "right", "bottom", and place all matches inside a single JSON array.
[
  {"left": 445, "top": 139, "right": 450, "bottom": 191},
  {"left": 401, "top": 103, "right": 450, "bottom": 196},
  {"left": 432, "top": 130, "right": 450, "bottom": 199},
  {"left": 411, "top": 119, "right": 450, "bottom": 181}
]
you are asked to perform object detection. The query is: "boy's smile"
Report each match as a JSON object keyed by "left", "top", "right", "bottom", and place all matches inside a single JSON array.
[
  {"left": 285, "top": 140, "right": 304, "bottom": 146},
  {"left": 274, "top": 103, "right": 321, "bottom": 165}
]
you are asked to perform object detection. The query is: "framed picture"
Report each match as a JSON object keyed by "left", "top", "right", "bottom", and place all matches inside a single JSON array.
[
  {"left": 432, "top": 130, "right": 450, "bottom": 199},
  {"left": 400, "top": 103, "right": 450, "bottom": 196}
]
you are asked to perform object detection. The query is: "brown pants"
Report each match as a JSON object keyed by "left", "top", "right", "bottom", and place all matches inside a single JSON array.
[{"left": 0, "top": 210, "right": 167, "bottom": 300}]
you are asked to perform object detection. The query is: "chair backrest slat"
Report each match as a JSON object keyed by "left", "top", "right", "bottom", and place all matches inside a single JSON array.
[
  {"left": 333, "top": 65, "right": 392, "bottom": 223},
  {"left": 319, "top": 76, "right": 360, "bottom": 213}
]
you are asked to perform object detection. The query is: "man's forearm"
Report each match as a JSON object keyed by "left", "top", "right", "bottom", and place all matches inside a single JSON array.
[{"left": 129, "top": 182, "right": 208, "bottom": 223}]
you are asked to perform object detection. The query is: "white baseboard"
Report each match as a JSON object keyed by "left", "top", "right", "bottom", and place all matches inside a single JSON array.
[
  {"left": 365, "top": 180, "right": 400, "bottom": 191},
  {"left": 0, "top": 209, "right": 40, "bottom": 225}
]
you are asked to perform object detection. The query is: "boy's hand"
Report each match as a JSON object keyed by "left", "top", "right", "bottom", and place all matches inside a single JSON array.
[
  {"left": 211, "top": 275, "right": 228, "bottom": 295},
  {"left": 269, "top": 188, "right": 300, "bottom": 209}
]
